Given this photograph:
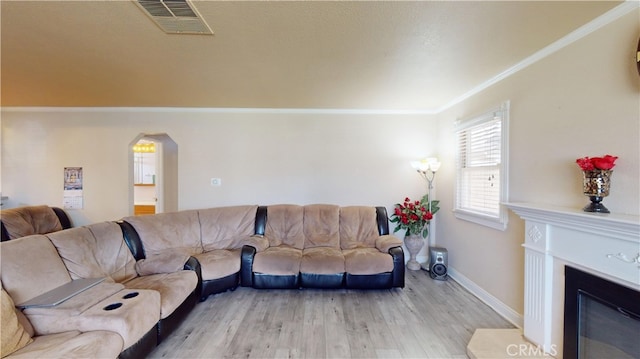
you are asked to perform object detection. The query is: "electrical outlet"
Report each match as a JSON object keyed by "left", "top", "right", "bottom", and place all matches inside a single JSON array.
[{"left": 210, "top": 178, "right": 221, "bottom": 186}]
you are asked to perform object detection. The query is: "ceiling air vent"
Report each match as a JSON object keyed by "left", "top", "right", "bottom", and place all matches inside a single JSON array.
[{"left": 135, "top": 0, "right": 213, "bottom": 35}]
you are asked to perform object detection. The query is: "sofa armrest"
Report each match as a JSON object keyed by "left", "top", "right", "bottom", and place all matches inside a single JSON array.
[
  {"left": 183, "top": 256, "right": 204, "bottom": 301},
  {"left": 240, "top": 245, "right": 256, "bottom": 287},
  {"left": 375, "top": 235, "right": 402, "bottom": 253},
  {"left": 135, "top": 252, "right": 191, "bottom": 276},
  {"left": 240, "top": 235, "right": 269, "bottom": 252},
  {"left": 389, "top": 246, "right": 405, "bottom": 288}
]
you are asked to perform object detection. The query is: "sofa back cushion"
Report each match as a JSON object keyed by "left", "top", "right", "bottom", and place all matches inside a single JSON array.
[
  {"left": 264, "top": 205, "right": 304, "bottom": 249},
  {"left": 0, "top": 235, "right": 72, "bottom": 305},
  {"left": 1, "top": 205, "right": 63, "bottom": 240},
  {"left": 199, "top": 205, "right": 258, "bottom": 251},
  {"left": 339, "top": 206, "right": 380, "bottom": 249},
  {"left": 303, "top": 204, "right": 340, "bottom": 249},
  {"left": 122, "top": 210, "right": 203, "bottom": 257},
  {"left": 47, "top": 223, "right": 138, "bottom": 283}
]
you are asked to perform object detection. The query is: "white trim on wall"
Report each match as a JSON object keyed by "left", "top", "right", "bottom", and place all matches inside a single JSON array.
[
  {"left": 0, "top": 106, "right": 439, "bottom": 115},
  {"left": 448, "top": 266, "right": 524, "bottom": 329}
]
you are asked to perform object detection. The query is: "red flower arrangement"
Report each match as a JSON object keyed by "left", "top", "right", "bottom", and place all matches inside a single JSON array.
[
  {"left": 390, "top": 195, "right": 440, "bottom": 238},
  {"left": 576, "top": 155, "right": 618, "bottom": 171}
]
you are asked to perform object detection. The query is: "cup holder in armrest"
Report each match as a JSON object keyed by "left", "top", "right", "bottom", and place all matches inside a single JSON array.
[
  {"left": 103, "top": 303, "right": 123, "bottom": 311},
  {"left": 123, "top": 292, "right": 139, "bottom": 299}
]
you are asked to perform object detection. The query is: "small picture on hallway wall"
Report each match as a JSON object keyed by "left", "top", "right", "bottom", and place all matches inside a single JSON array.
[{"left": 63, "top": 167, "right": 83, "bottom": 209}]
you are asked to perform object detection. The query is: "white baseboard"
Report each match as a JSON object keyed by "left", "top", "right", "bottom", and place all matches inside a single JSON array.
[{"left": 448, "top": 266, "right": 524, "bottom": 329}]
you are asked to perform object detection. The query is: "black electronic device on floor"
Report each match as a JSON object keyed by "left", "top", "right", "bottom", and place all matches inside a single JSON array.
[{"left": 429, "top": 247, "right": 448, "bottom": 280}]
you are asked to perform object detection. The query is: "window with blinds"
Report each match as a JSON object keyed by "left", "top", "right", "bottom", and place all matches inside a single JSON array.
[{"left": 454, "top": 101, "right": 509, "bottom": 230}]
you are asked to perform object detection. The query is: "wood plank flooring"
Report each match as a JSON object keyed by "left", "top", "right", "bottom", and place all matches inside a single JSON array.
[{"left": 148, "top": 270, "right": 514, "bottom": 359}]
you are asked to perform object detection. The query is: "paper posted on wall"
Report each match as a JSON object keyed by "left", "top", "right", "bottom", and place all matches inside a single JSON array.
[{"left": 63, "top": 167, "right": 83, "bottom": 209}]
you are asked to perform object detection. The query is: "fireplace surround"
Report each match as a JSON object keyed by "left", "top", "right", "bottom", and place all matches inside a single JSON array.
[{"left": 507, "top": 203, "right": 639, "bottom": 357}]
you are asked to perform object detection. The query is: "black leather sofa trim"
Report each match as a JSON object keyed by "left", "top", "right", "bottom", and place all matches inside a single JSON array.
[
  {"left": 376, "top": 206, "right": 390, "bottom": 235},
  {"left": 345, "top": 273, "right": 393, "bottom": 289},
  {"left": 52, "top": 207, "right": 72, "bottom": 230},
  {"left": 390, "top": 247, "right": 405, "bottom": 288},
  {"left": 1, "top": 223, "right": 10, "bottom": 242},
  {"left": 0, "top": 221, "right": 11, "bottom": 242},
  {"left": 300, "top": 273, "right": 344, "bottom": 288},
  {"left": 117, "top": 220, "right": 145, "bottom": 260},
  {"left": 255, "top": 206, "right": 267, "bottom": 236},
  {"left": 157, "top": 289, "right": 198, "bottom": 343},
  {"left": 253, "top": 273, "right": 299, "bottom": 289},
  {"left": 117, "top": 325, "right": 158, "bottom": 359},
  {"left": 240, "top": 245, "right": 256, "bottom": 287},
  {"left": 184, "top": 257, "right": 203, "bottom": 301},
  {"left": 201, "top": 272, "right": 240, "bottom": 300}
]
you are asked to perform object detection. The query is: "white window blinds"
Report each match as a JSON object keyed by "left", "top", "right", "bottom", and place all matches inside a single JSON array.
[{"left": 454, "top": 101, "right": 509, "bottom": 230}]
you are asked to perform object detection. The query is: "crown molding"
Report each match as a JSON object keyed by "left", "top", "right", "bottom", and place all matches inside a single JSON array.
[
  {"left": 434, "top": 1, "right": 639, "bottom": 114},
  {"left": 0, "top": 106, "right": 437, "bottom": 116}
]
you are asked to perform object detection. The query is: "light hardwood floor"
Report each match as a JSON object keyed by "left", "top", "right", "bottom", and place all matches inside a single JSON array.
[{"left": 148, "top": 270, "right": 514, "bottom": 359}]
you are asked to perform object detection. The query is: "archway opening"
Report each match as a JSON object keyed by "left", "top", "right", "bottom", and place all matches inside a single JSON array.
[{"left": 129, "top": 133, "right": 178, "bottom": 215}]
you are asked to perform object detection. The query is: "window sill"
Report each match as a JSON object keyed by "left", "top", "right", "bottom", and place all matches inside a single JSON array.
[{"left": 453, "top": 209, "right": 508, "bottom": 231}]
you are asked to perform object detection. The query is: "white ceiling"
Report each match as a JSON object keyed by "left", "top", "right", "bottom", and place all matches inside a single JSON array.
[{"left": 0, "top": 1, "right": 622, "bottom": 112}]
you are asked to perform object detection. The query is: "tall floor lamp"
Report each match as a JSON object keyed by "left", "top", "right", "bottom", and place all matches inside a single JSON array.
[{"left": 411, "top": 157, "right": 441, "bottom": 267}]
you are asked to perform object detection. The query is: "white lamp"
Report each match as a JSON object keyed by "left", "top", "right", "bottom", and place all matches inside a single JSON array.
[
  {"left": 412, "top": 157, "right": 440, "bottom": 258},
  {"left": 412, "top": 157, "right": 440, "bottom": 200}
]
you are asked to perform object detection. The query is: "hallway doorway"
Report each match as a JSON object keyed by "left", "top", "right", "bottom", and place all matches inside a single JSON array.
[{"left": 129, "top": 133, "right": 178, "bottom": 215}]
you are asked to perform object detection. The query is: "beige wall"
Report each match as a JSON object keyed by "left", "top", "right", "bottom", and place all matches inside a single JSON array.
[
  {"left": 435, "top": 10, "right": 639, "bottom": 317},
  {"left": 1, "top": 110, "right": 437, "bottom": 227}
]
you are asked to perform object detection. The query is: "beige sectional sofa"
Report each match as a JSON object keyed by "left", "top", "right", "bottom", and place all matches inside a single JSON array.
[{"left": 1, "top": 204, "right": 404, "bottom": 358}]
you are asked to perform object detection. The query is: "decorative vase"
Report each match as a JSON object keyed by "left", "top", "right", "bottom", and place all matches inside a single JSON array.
[
  {"left": 404, "top": 234, "right": 424, "bottom": 270},
  {"left": 582, "top": 169, "right": 612, "bottom": 213}
]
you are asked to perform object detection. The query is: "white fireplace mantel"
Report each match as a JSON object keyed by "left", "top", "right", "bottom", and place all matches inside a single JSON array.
[{"left": 506, "top": 202, "right": 640, "bottom": 356}]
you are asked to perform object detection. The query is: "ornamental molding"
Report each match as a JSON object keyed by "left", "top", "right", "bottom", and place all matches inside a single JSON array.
[
  {"left": 606, "top": 252, "right": 640, "bottom": 267},
  {"left": 527, "top": 225, "right": 543, "bottom": 243},
  {"left": 505, "top": 202, "right": 640, "bottom": 243}
]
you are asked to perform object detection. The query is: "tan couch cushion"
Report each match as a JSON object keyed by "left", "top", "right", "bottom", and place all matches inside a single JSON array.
[
  {"left": 198, "top": 206, "right": 258, "bottom": 251},
  {"left": 1, "top": 289, "right": 33, "bottom": 357},
  {"left": 300, "top": 247, "right": 345, "bottom": 274},
  {"left": 303, "top": 204, "right": 340, "bottom": 249},
  {"left": 0, "top": 235, "right": 72, "bottom": 305},
  {"left": 193, "top": 249, "right": 242, "bottom": 280},
  {"left": 123, "top": 210, "right": 203, "bottom": 256},
  {"left": 339, "top": 206, "right": 380, "bottom": 250},
  {"left": 123, "top": 271, "right": 197, "bottom": 320},
  {"left": 6, "top": 330, "right": 122, "bottom": 359},
  {"left": 253, "top": 246, "right": 302, "bottom": 275},
  {"left": 134, "top": 252, "right": 191, "bottom": 276},
  {"left": 1, "top": 206, "right": 62, "bottom": 240},
  {"left": 264, "top": 205, "right": 304, "bottom": 249},
  {"left": 343, "top": 248, "right": 394, "bottom": 275},
  {"left": 46, "top": 223, "right": 138, "bottom": 283}
]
